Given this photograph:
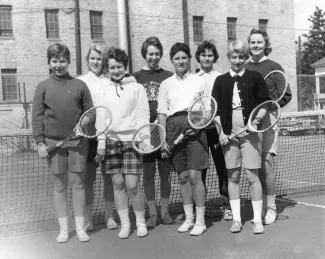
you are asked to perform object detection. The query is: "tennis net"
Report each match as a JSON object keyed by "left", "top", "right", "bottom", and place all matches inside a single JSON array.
[{"left": 1, "top": 111, "right": 325, "bottom": 235}]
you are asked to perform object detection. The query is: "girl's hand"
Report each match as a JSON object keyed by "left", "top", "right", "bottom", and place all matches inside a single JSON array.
[
  {"left": 37, "top": 142, "right": 49, "bottom": 158},
  {"left": 219, "top": 132, "right": 231, "bottom": 146},
  {"left": 95, "top": 149, "right": 105, "bottom": 163},
  {"left": 161, "top": 142, "right": 171, "bottom": 159}
]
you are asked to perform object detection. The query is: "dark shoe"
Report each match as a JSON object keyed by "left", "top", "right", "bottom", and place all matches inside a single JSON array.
[
  {"left": 146, "top": 214, "right": 157, "bottom": 228},
  {"left": 161, "top": 212, "right": 174, "bottom": 225}
]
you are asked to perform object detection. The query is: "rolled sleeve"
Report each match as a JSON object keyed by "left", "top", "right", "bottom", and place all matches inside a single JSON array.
[{"left": 157, "top": 81, "right": 168, "bottom": 116}]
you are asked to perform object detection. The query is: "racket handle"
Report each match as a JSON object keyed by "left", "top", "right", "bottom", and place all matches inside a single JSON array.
[{"left": 47, "top": 141, "right": 64, "bottom": 154}]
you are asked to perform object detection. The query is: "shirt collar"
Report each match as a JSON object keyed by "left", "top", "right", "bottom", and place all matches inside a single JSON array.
[
  {"left": 230, "top": 68, "right": 245, "bottom": 77},
  {"left": 87, "top": 71, "right": 104, "bottom": 78},
  {"left": 175, "top": 70, "right": 191, "bottom": 80},
  {"left": 196, "top": 68, "right": 216, "bottom": 76},
  {"left": 250, "top": 56, "right": 268, "bottom": 63}
]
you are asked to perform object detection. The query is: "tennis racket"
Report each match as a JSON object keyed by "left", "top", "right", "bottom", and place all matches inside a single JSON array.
[
  {"left": 264, "top": 70, "right": 288, "bottom": 103},
  {"left": 168, "top": 95, "right": 217, "bottom": 153},
  {"left": 215, "top": 100, "right": 281, "bottom": 149},
  {"left": 132, "top": 123, "right": 166, "bottom": 154},
  {"left": 47, "top": 106, "right": 112, "bottom": 153}
]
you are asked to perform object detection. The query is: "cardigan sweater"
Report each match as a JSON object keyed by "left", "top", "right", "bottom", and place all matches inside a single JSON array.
[{"left": 211, "top": 70, "right": 269, "bottom": 135}]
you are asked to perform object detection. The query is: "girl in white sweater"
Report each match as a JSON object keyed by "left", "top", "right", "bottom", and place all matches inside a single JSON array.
[{"left": 96, "top": 48, "right": 150, "bottom": 239}]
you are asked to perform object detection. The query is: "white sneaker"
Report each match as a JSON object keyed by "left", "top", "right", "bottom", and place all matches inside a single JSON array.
[
  {"left": 77, "top": 229, "right": 90, "bottom": 242},
  {"left": 189, "top": 223, "right": 207, "bottom": 236},
  {"left": 177, "top": 220, "right": 194, "bottom": 233},
  {"left": 263, "top": 209, "right": 277, "bottom": 225},
  {"left": 56, "top": 229, "right": 68, "bottom": 243},
  {"left": 118, "top": 224, "right": 131, "bottom": 239},
  {"left": 136, "top": 224, "right": 148, "bottom": 238},
  {"left": 107, "top": 217, "right": 118, "bottom": 230},
  {"left": 84, "top": 221, "right": 94, "bottom": 231}
]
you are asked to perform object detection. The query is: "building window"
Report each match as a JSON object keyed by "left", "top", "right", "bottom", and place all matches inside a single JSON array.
[
  {"left": 0, "top": 5, "right": 13, "bottom": 37},
  {"left": 89, "top": 11, "right": 103, "bottom": 40},
  {"left": 1, "top": 69, "right": 18, "bottom": 101},
  {"left": 227, "top": 17, "right": 237, "bottom": 42},
  {"left": 259, "top": 19, "right": 268, "bottom": 31},
  {"left": 193, "top": 16, "right": 203, "bottom": 43},
  {"left": 45, "top": 9, "right": 60, "bottom": 39}
]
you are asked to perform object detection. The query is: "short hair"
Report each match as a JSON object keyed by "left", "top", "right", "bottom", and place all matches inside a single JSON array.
[
  {"left": 107, "top": 47, "right": 129, "bottom": 69},
  {"left": 195, "top": 41, "right": 219, "bottom": 63},
  {"left": 47, "top": 43, "right": 70, "bottom": 64},
  {"left": 248, "top": 28, "right": 273, "bottom": 56},
  {"left": 141, "top": 36, "right": 163, "bottom": 59},
  {"left": 227, "top": 40, "right": 250, "bottom": 60},
  {"left": 85, "top": 43, "right": 106, "bottom": 73},
  {"left": 169, "top": 42, "right": 192, "bottom": 60}
]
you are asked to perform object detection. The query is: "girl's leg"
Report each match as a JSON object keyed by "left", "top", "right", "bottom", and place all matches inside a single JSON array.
[
  {"left": 125, "top": 174, "right": 147, "bottom": 237},
  {"left": 227, "top": 168, "right": 243, "bottom": 233},
  {"left": 70, "top": 171, "right": 89, "bottom": 242},
  {"left": 261, "top": 152, "right": 277, "bottom": 224},
  {"left": 245, "top": 168, "right": 264, "bottom": 234},
  {"left": 158, "top": 159, "right": 173, "bottom": 224},
  {"left": 142, "top": 160, "right": 158, "bottom": 228},
  {"left": 111, "top": 173, "right": 130, "bottom": 239},
  {"left": 102, "top": 165, "right": 117, "bottom": 229},
  {"left": 188, "top": 169, "right": 207, "bottom": 236},
  {"left": 177, "top": 171, "right": 194, "bottom": 233},
  {"left": 84, "top": 162, "right": 97, "bottom": 231},
  {"left": 52, "top": 173, "right": 69, "bottom": 243}
]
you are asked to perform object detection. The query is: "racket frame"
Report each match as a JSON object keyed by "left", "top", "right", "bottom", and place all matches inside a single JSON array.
[
  {"left": 47, "top": 106, "right": 112, "bottom": 154},
  {"left": 214, "top": 100, "right": 281, "bottom": 149},
  {"left": 264, "top": 70, "right": 288, "bottom": 103},
  {"left": 170, "top": 95, "right": 217, "bottom": 151},
  {"left": 131, "top": 123, "right": 167, "bottom": 154}
]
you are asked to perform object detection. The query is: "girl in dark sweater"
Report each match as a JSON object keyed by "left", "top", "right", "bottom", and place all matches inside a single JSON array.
[{"left": 32, "top": 43, "right": 93, "bottom": 243}]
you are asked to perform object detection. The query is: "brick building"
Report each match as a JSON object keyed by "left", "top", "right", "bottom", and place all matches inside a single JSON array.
[{"left": 0, "top": 0, "right": 297, "bottom": 129}]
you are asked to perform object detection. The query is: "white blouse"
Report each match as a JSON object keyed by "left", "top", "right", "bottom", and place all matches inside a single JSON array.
[{"left": 157, "top": 71, "right": 208, "bottom": 117}]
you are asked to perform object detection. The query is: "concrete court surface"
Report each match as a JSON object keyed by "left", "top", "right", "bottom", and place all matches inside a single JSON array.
[{"left": 1, "top": 197, "right": 325, "bottom": 259}]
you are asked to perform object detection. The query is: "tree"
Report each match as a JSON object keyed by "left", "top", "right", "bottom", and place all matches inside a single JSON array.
[{"left": 300, "top": 6, "right": 325, "bottom": 75}]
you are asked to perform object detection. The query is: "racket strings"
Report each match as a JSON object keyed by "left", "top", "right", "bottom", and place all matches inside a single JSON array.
[
  {"left": 134, "top": 124, "right": 165, "bottom": 153},
  {"left": 251, "top": 102, "right": 280, "bottom": 131},
  {"left": 265, "top": 73, "right": 287, "bottom": 101},
  {"left": 79, "top": 107, "right": 112, "bottom": 138},
  {"left": 188, "top": 97, "right": 217, "bottom": 129},
  {"left": 79, "top": 109, "right": 97, "bottom": 136}
]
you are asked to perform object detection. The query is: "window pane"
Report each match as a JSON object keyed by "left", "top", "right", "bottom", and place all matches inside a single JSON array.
[
  {"left": 90, "top": 11, "right": 103, "bottom": 40},
  {"left": 193, "top": 16, "right": 203, "bottom": 42},
  {"left": 45, "top": 9, "right": 59, "bottom": 38},
  {"left": 1, "top": 69, "right": 18, "bottom": 101},
  {"left": 0, "top": 6, "right": 13, "bottom": 36}
]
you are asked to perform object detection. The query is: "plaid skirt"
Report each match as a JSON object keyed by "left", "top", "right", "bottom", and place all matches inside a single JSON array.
[{"left": 104, "top": 139, "right": 143, "bottom": 175}]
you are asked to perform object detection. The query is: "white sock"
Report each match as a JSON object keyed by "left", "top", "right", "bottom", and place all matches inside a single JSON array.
[
  {"left": 183, "top": 204, "right": 194, "bottom": 222},
  {"left": 195, "top": 207, "right": 205, "bottom": 225},
  {"left": 267, "top": 195, "right": 276, "bottom": 210},
  {"left": 134, "top": 210, "right": 146, "bottom": 227},
  {"left": 117, "top": 208, "right": 130, "bottom": 226},
  {"left": 229, "top": 199, "right": 241, "bottom": 222},
  {"left": 58, "top": 217, "right": 68, "bottom": 231},
  {"left": 252, "top": 200, "right": 263, "bottom": 223},
  {"left": 75, "top": 216, "right": 85, "bottom": 232}
]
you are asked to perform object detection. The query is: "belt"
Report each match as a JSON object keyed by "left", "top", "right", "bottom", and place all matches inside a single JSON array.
[{"left": 169, "top": 110, "right": 188, "bottom": 118}]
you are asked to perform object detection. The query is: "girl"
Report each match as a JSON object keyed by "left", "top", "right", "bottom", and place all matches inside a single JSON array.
[
  {"left": 158, "top": 42, "right": 209, "bottom": 236},
  {"left": 78, "top": 44, "right": 117, "bottom": 231},
  {"left": 96, "top": 48, "right": 150, "bottom": 239}
]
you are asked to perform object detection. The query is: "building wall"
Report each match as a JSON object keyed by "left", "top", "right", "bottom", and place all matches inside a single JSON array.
[{"left": 0, "top": 0, "right": 297, "bottom": 129}]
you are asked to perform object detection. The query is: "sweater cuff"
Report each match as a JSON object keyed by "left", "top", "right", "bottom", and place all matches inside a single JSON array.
[
  {"left": 34, "top": 135, "right": 45, "bottom": 144},
  {"left": 97, "top": 139, "right": 106, "bottom": 150}
]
